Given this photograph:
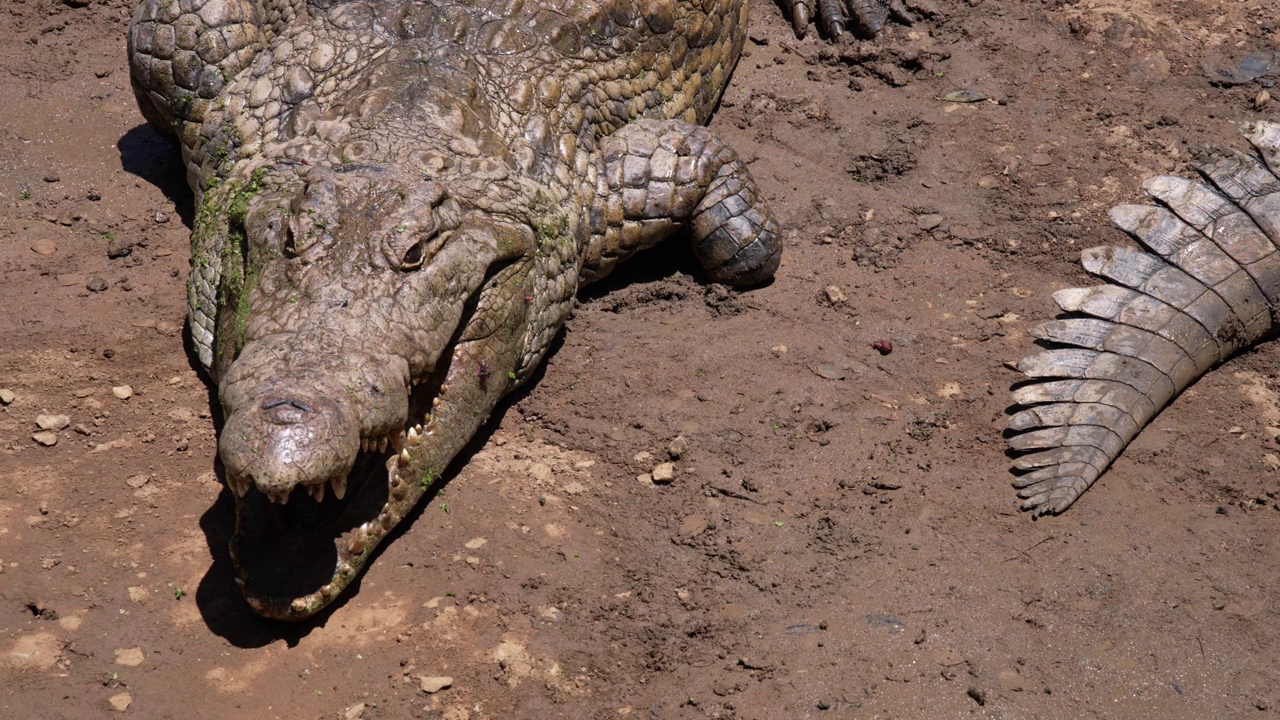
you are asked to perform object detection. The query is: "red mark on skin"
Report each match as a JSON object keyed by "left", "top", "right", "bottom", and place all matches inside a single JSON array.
[{"left": 871, "top": 340, "right": 893, "bottom": 355}]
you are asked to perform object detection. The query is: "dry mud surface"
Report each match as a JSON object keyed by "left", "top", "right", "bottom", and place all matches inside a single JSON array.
[{"left": 3, "top": 0, "right": 1280, "bottom": 717}]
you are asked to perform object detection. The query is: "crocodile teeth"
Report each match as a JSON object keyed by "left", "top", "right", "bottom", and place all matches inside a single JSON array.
[
  {"left": 378, "top": 437, "right": 388, "bottom": 453},
  {"left": 309, "top": 483, "right": 326, "bottom": 503},
  {"left": 331, "top": 476, "right": 347, "bottom": 500},
  {"left": 398, "top": 448, "right": 411, "bottom": 467},
  {"left": 347, "top": 530, "right": 366, "bottom": 555},
  {"left": 407, "top": 426, "right": 419, "bottom": 446},
  {"left": 228, "top": 476, "right": 249, "bottom": 498}
]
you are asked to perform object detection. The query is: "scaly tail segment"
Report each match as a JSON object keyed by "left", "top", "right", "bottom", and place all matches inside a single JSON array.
[{"left": 1009, "top": 121, "right": 1280, "bottom": 516}]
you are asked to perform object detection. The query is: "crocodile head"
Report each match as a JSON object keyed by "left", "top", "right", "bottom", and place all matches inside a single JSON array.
[{"left": 214, "top": 164, "right": 533, "bottom": 619}]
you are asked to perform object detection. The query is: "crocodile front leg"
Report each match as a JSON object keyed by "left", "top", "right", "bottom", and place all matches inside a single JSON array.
[{"left": 582, "top": 119, "right": 782, "bottom": 288}]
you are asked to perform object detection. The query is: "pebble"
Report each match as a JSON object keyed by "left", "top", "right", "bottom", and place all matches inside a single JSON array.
[
  {"left": 561, "top": 481, "right": 586, "bottom": 495},
  {"left": 1030, "top": 153, "right": 1053, "bottom": 166},
  {"left": 824, "top": 285, "right": 847, "bottom": 304},
  {"left": 977, "top": 175, "right": 1000, "bottom": 188},
  {"left": 678, "top": 515, "right": 709, "bottom": 536},
  {"left": 59, "top": 273, "right": 86, "bottom": 287},
  {"left": 107, "top": 237, "right": 134, "bottom": 259},
  {"left": 87, "top": 277, "right": 108, "bottom": 293},
  {"left": 30, "top": 239, "right": 57, "bottom": 255},
  {"left": 814, "top": 364, "right": 846, "bottom": 380},
  {"left": 154, "top": 211, "right": 170, "bottom": 224},
  {"left": 998, "top": 669, "right": 1026, "bottom": 692},
  {"left": 464, "top": 537, "right": 487, "bottom": 549},
  {"left": 86, "top": 189, "right": 102, "bottom": 202},
  {"left": 1257, "top": 90, "right": 1272, "bottom": 109},
  {"left": 651, "top": 463, "right": 675, "bottom": 483},
  {"left": 770, "top": 344, "right": 787, "bottom": 355},
  {"left": 633, "top": 450, "right": 653, "bottom": 464},
  {"left": 636, "top": 473, "right": 653, "bottom": 486},
  {"left": 419, "top": 676, "right": 453, "bottom": 694},
  {"left": 43, "top": 172, "right": 60, "bottom": 183},
  {"left": 108, "top": 692, "right": 133, "bottom": 712},
  {"left": 343, "top": 703, "right": 367, "bottom": 720},
  {"left": 32, "top": 431, "right": 58, "bottom": 446},
  {"left": 0, "top": 389, "right": 14, "bottom": 405},
  {"left": 112, "top": 385, "right": 133, "bottom": 400},
  {"left": 114, "top": 648, "right": 144, "bottom": 667},
  {"left": 36, "top": 414, "right": 71, "bottom": 431},
  {"left": 916, "top": 214, "right": 944, "bottom": 231},
  {"left": 668, "top": 435, "right": 688, "bottom": 459}
]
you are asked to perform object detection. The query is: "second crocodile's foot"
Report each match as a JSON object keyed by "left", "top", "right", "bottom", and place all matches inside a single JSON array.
[{"left": 786, "top": 0, "right": 938, "bottom": 40}]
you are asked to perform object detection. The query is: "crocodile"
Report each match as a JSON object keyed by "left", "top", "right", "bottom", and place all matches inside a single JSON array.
[
  {"left": 125, "top": 0, "right": 916, "bottom": 619},
  {"left": 1008, "top": 121, "right": 1280, "bottom": 516}
]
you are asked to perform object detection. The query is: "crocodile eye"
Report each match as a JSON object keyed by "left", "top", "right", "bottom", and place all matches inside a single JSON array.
[{"left": 400, "top": 239, "right": 426, "bottom": 269}]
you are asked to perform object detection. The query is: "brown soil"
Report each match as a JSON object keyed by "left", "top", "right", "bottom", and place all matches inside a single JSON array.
[{"left": 3, "top": 0, "right": 1280, "bottom": 717}]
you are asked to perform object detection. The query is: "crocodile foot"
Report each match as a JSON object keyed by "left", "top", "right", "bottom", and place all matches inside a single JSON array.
[{"left": 787, "top": 0, "right": 938, "bottom": 40}]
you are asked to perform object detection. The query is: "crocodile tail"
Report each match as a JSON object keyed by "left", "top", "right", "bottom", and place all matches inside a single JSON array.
[{"left": 1008, "top": 121, "right": 1280, "bottom": 516}]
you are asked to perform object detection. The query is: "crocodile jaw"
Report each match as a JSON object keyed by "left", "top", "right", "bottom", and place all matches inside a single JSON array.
[{"left": 228, "top": 425, "right": 434, "bottom": 620}]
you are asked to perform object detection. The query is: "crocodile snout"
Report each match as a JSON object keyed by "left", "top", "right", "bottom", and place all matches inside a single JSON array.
[{"left": 220, "top": 391, "right": 361, "bottom": 502}]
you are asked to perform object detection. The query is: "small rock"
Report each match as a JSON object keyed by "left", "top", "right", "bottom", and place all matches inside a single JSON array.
[
  {"left": 154, "top": 321, "right": 181, "bottom": 335},
  {"left": 815, "top": 364, "right": 846, "bottom": 380},
  {"left": 464, "top": 537, "right": 487, "bottom": 549},
  {"left": 1257, "top": 89, "right": 1272, "bottom": 109},
  {"left": 87, "top": 277, "right": 108, "bottom": 293},
  {"left": 86, "top": 189, "right": 102, "bottom": 202},
  {"left": 824, "top": 285, "right": 847, "bottom": 304},
  {"left": 936, "top": 382, "right": 962, "bottom": 399},
  {"left": 678, "top": 515, "right": 709, "bottom": 536},
  {"left": 112, "top": 386, "right": 133, "bottom": 400},
  {"left": 36, "top": 414, "right": 71, "bottom": 431},
  {"left": 0, "top": 389, "right": 14, "bottom": 405},
  {"left": 107, "top": 237, "right": 133, "bottom": 259},
  {"left": 636, "top": 473, "right": 653, "bottom": 486},
  {"left": 871, "top": 340, "right": 893, "bottom": 355},
  {"left": 770, "top": 344, "right": 788, "bottom": 355},
  {"left": 977, "top": 175, "right": 1000, "bottom": 188},
  {"left": 125, "top": 474, "right": 150, "bottom": 489},
  {"left": 916, "top": 214, "right": 944, "bottom": 231},
  {"left": 108, "top": 692, "right": 132, "bottom": 712},
  {"left": 30, "top": 239, "right": 57, "bottom": 255},
  {"left": 419, "top": 676, "right": 453, "bottom": 694},
  {"left": 343, "top": 703, "right": 367, "bottom": 720},
  {"left": 59, "top": 273, "right": 86, "bottom": 287},
  {"left": 1030, "top": 153, "right": 1053, "bottom": 166},
  {"left": 998, "top": 669, "right": 1025, "bottom": 692},
  {"left": 562, "top": 481, "right": 586, "bottom": 495},
  {"left": 529, "top": 462, "right": 551, "bottom": 482},
  {"left": 114, "top": 647, "right": 144, "bottom": 667},
  {"left": 651, "top": 463, "right": 676, "bottom": 483},
  {"left": 153, "top": 211, "right": 170, "bottom": 224},
  {"left": 43, "top": 172, "right": 60, "bottom": 183},
  {"left": 633, "top": 451, "right": 654, "bottom": 464},
  {"left": 32, "top": 431, "right": 58, "bottom": 447},
  {"left": 668, "top": 435, "right": 688, "bottom": 459}
]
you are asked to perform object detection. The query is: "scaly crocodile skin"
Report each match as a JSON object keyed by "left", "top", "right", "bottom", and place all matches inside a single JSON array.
[
  {"left": 128, "top": 0, "right": 786, "bottom": 619},
  {"left": 1009, "top": 121, "right": 1280, "bottom": 516}
]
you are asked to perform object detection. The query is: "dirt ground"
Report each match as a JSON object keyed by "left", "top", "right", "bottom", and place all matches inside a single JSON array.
[{"left": 3, "top": 0, "right": 1280, "bottom": 717}]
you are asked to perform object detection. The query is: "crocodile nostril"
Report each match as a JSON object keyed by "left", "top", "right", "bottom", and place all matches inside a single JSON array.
[{"left": 262, "top": 397, "right": 314, "bottom": 424}]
